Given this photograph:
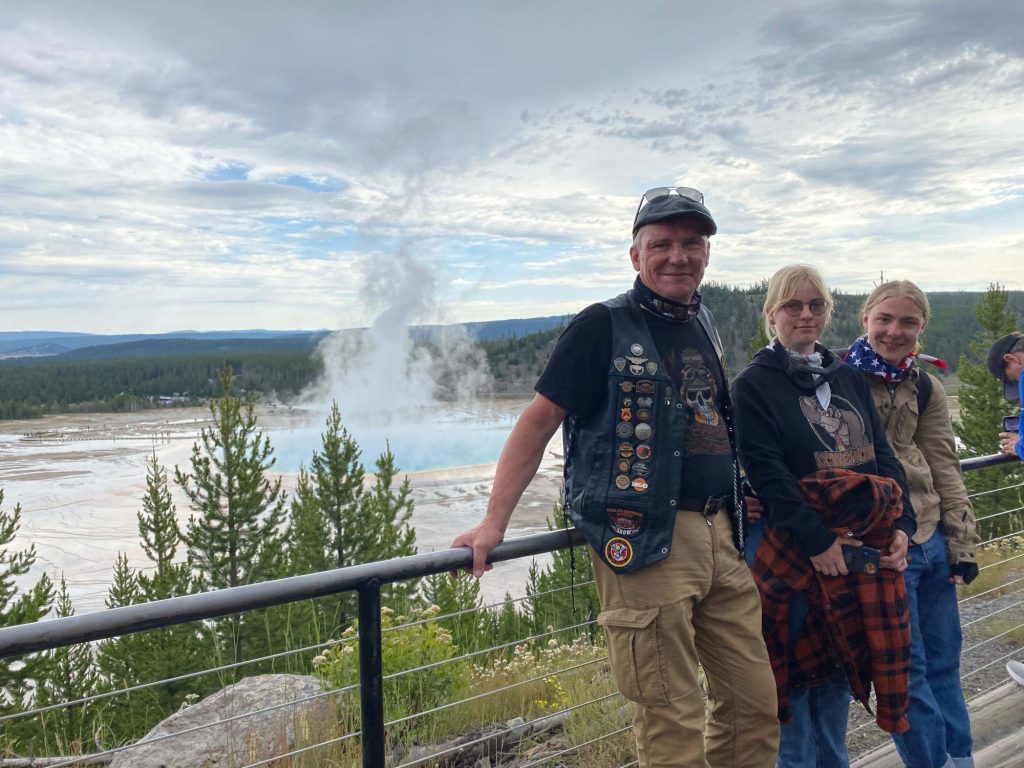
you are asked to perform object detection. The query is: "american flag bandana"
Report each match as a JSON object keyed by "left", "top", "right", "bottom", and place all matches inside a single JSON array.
[{"left": 844, "top": 334, "right": 947, "bottom": 383}]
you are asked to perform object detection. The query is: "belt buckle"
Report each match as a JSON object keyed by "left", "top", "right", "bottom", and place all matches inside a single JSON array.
[{"left": 702, "top": 497, "right": 719, "bottom": 517}]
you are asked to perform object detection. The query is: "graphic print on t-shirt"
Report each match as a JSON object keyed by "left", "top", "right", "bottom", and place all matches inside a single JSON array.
[
  {"left": 798, "top": 394, "right": 876, "bottom": 469},
  {"left": 674, "top": 348, "right": 730, "bottom": 456}
]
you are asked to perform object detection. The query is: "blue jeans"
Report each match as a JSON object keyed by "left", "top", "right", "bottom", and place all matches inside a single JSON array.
[
  {"left": 778, "top": 676, "right": 851, "bottom": 767},
  {"left": 745, "top": 519, "right": 852, "bottom": 767},
  {"left": 891, "top": 530, "right": 974, "bottom": 768}
]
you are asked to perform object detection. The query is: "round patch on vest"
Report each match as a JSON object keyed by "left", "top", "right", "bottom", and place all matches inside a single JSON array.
[
  {"left": 605, "top": 537, "right": 634, "bottom": 568},
  {"left": 630, "top": 343, "right": 644, "bottom": 356},
  {"left": 634, "top": 423, "right": 653, "bottom": 441},
  {"left": 614, "top": 474, "right": 631, "bottom": 490},
  {"left": 617, "top": 459, "right": 632, "bottom": 473},
  {"left": 616, "top": 421, "right": 634, "bottom": 438},
  {"left": 631, "top": 477, "right": 649, "bottom": 492},
  {"left": 631, "top": 461, "right": 649, "bottom": 477},
  {"left": 635, "top": 408, "right": 652, "bottom": 422},
  {"left": 635, "top": 443, "right": 652, "bottom": 460},
  {"left": 618, "top": 442, "right": 635, "bottom": 458}
]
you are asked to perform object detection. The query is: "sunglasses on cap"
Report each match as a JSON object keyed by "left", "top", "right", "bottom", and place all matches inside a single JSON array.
[{"left": 634, "top": 186, "right": 705, "bottom": 220}]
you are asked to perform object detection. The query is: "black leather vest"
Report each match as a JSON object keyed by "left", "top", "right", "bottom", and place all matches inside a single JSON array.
[{"left": 562, "top": 291, "right": 744, "bottom": 572}]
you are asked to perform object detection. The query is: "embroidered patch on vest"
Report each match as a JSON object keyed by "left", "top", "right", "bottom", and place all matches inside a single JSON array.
[
  {"left": 605, "top": 537, "right": 634, "bottom": 567},
  {"left": 607, "top": 507, "right": 644, "bottom": 537}
]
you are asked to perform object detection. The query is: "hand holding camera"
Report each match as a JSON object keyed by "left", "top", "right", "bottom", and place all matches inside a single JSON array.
[{"left": 1000, "top": 415, "right": 1020, "bottom": 456}]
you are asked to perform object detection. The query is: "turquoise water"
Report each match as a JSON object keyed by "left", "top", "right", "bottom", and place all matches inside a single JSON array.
[{"left": 270, "top": 405, "right": 521, "bottom": 473}]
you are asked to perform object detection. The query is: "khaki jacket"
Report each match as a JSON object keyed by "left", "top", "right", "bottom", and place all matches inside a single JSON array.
[{"left": 866, "top": 367, "right": 979, "bottom": 566}]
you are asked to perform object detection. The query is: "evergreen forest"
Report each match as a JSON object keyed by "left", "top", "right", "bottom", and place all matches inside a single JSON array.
[{"left": 1, "top": 287, "right": 1022, "bottom": 420}]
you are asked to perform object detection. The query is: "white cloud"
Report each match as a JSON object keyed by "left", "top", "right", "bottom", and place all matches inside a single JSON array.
[{"left": 0, "top": 0, "right": 1020, "bottom": 333}]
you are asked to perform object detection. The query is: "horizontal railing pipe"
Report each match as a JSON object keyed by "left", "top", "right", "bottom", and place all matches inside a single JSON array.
[
  {"left": 0, "top": 527, "right": 584, "bottom": 659},
  {"left": 960, "top": 452, "right": 1019, "bottom": 471}
]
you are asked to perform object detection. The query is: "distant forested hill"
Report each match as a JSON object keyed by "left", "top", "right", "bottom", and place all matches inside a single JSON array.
[{"left": 0, "top": 290, "right": 1019, "bottom": 418}]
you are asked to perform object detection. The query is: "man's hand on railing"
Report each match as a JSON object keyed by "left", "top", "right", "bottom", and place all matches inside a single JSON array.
[
  {"left": 451, "top": 523, "right": 505, "bottom": 578},
  {"left": 999, "top": 430, "right": 1020, "bottom": 457}
]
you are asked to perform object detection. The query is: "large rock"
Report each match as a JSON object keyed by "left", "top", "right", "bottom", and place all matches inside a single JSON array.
[{"left": 110, "top": 674, "right": 339, "bottom": 768}]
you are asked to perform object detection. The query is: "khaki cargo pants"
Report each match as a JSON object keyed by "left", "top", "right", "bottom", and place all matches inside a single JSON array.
[{"left": 593, "top": 509, "right": 779, "bottom": 768}]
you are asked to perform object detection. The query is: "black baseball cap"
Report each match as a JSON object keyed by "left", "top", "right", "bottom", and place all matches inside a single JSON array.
[
  {"left": 986, "top": 332, "right": 1024, "bottom": 402},
  {"left": 632, "top": 187, "right": 717, "bottom": 238}
]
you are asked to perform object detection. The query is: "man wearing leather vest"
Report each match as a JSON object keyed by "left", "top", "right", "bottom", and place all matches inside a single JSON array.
[{"left": 452, "top": 188, "right": 779, "bottom": 767}]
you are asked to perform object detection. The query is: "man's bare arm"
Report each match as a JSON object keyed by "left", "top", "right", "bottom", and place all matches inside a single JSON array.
[{"left": 451, "top": 393, "right": 567, "bottom": 577}]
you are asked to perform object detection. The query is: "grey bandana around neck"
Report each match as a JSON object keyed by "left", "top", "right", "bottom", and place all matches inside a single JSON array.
[{"left": 778, "top": 341, "right": 835, "bottom": 408}]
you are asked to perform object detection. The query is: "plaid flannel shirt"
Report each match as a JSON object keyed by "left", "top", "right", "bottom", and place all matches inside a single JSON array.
[{"left": 752, "top": 468, "right": 911, "bottom": 733}]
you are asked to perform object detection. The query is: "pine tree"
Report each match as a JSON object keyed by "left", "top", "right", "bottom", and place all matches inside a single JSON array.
[
  {"left": 493, "top": 591, "right": 528, "bottom": 646},
  {"left": 176, "top": 366, "right": 287, "bottom": 665},
  {"left": 746, "top": 320, "right": 771, "bottom": 364},
  {"left": 286, "top": 404, "right": 417, "bottom": 635},
  {"left": 524, "top": 505, "right": 600, "bottom": 643},
  {"left": 98, "top": 456, "right": 213, "bottom": 744},
  {"left": 364, "top": 443, "right": 417, "bottom": 610},
  {"left": 418, "top": 572, "right": 486, "bottom": 652},
  {"left": 0, "top": 489, "right": 54, "bottom": 752},
  {"left": 93, "top": 554, "right": 150, "bottom": 744},
  {"left": 298, "top": 403, "right": 367, "bottom": 634},
  {"left": 282, "top": 468, "right": 336, "bottom": 655},
  {"left": 35, "top": 576, "right": 97, "bottom": 756},
  {"left": 954, "top": 284, "right": 1022, "bottom": 539}
]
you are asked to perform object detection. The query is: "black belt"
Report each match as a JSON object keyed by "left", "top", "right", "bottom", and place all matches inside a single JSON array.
[{"left": 679, "top": 495, "right": 728, "bottom": 516}]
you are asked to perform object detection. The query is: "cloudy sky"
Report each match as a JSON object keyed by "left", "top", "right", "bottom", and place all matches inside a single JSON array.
[{"left": 1, "top": 0, "right": 1021, "bottom": 333}]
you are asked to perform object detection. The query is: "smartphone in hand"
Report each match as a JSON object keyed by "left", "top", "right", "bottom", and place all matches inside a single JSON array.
[
  {"left": 843, "top": 546, "right": 881, "bottom": 575},
  {"left": 1005, "top": 415, "right": 1021, "bottom": 433}
]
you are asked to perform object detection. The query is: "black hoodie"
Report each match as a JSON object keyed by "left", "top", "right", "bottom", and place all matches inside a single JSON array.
[{"left": 732, "top": 340, "right": 916, "bottom": 557}]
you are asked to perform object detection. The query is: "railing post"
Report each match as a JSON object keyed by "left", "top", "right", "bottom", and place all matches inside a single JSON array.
[{"left": 358, "top": 579, "right": 385, "bottom": 768}]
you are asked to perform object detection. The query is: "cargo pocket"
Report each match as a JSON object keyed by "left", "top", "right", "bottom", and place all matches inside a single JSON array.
[{"left": 597, "top": 606, "right": 668, "bottom": 707}]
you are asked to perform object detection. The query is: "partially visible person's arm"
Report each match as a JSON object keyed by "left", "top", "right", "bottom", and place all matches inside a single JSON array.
[
  {"left": 914, "top": 375, "right": 980, "bottom": 583},
  {"left": 451, "top": 393, "right": 566, "bottom": 577}
]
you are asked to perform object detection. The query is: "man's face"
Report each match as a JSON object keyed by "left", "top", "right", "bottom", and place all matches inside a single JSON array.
[
  {"left": 1005, "top": 352, "right": 1024, "bottom": 384},
  {"left": 630, "top": 219, "right": 710, "bottom": 303}
]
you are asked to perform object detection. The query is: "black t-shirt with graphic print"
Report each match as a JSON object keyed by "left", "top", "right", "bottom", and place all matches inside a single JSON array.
[{"left": 535, "top": 302, "right": 733, "bottom": 499}]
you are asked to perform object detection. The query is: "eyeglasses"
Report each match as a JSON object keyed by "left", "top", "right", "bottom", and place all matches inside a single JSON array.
[
  {"left": 779, "top": 299, "right": 829, "bottom": 317},
  {"left": 634, "top": 186, "right": 705, "bottom": 222}
]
